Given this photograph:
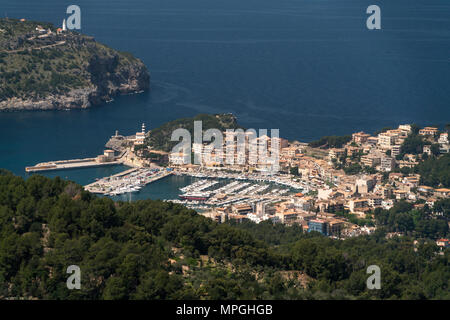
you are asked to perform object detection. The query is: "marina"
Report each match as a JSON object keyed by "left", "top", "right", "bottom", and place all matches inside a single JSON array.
[
  {"left": 174, "top": 170, "right": 309, "bottom": 190},
  {"left": 84, "top": 168, "right": 173, "bottom": 196},
  {"left": 175, "top": 174, "right": 301, "bottom": 210}
]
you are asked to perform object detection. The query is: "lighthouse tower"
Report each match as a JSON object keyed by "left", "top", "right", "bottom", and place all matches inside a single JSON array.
[
  {"left": 62, "top": 19, "right": 67, "bottom": 32},
  {"left": 134, "top": 123, "right": 146, "bottom": 146}
]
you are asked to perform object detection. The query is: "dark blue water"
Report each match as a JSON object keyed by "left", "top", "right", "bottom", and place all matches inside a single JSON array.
[
  {"left": 1, "top": 0, "right": 449, "bottom": 185},
  {"left": 109, "top": 174, "right": 198, "bottom": 202}
]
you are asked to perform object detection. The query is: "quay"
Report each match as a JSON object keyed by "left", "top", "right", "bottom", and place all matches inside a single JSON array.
[
  {"left": 25, "top": 149, "right": 124, "bottom": 173},
  {"left": 25, "top": 158, "right": 122, "bottom": 172}
]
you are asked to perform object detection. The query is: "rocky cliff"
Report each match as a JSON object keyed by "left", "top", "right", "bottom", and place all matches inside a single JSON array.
[{"left": 0, "top": 18, "right": 149, "bottom": 110}]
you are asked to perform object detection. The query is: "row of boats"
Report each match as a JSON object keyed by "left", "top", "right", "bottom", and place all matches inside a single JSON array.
[
  {"left": 176, "top": 170, "right": 312, "bottom": 191},
  {"left": 92, "top": 168, "right": 168, "bottom": 196},
  {"left": 178, "top": 178, "right": 294, "bottom": 202}
]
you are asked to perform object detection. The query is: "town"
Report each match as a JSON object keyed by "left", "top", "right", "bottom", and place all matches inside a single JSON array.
[
  {"left": 164, "top": 123, "right": 449, "bottom": 242},
  {"left": 26, "top": 119, "right": 450, "bottom": 248}
]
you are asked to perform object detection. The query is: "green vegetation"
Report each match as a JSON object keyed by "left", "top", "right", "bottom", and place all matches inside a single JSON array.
[
  {"left": 289, "top": 166, "right": 299, "bottom": 176},
  {"left": 400, "top": 134, "right": 426, "bottom": 156},
  {"left": 333, "top": 160, "right": 376, "bottom": 176},
  {"left": 374, "top": 201, "right": 448, "bottom": 238},
  {"left": 0, "top": 170, "right": 448, "bottom": 300},
  {"left": 0, "top": 18, "right": 147, "bottom": 103},
  {"left": 394, "top": 154, "right": 450, "bottom": 188},
  {"left": 145, "top": 113, "right": 242, "bottom": 152},
  {"left": 416, "top": 154, "right": 450, "bottom": 188},
  {"left": 333, "top": 211, "right": 375, "bottom": 227},
  {"left": 308, "top": 135, "right": 351, "bottom": 149}
]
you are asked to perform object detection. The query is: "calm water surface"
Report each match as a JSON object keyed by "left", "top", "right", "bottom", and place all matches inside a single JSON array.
[{"left": 0, "top": 0, "right": 449, "bottom": 197}]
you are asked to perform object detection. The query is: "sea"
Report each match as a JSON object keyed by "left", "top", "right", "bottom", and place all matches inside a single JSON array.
[{"left": 0, "top": 0, "right": 449, "bottom": 199}]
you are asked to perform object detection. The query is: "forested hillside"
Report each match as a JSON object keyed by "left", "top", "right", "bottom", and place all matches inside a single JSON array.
[
  {"left": 0, "top": 170, "right": 448, "bottom": 300},
  {"left": 0, "top": 18, "right": 149, "bottom": 110},
  {"left": 145, "top": 113, "right": 242, "bottom": 152}
]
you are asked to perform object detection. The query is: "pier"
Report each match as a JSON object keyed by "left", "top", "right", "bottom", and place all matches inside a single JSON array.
[
  {"left": 25, "top": 149, "right": 125, "bottom": 173},
  {"left": 25, "top": 158, "right": 122, "bottom": 172}
]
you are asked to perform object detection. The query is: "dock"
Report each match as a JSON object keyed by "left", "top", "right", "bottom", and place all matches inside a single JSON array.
[{"left": 25, "top": 158, "right": 122, "bottom": 173}]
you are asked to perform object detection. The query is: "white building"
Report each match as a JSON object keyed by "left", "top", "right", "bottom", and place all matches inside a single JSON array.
[{"left": 134, "top": 123, "right": 146, "bottom": 145}]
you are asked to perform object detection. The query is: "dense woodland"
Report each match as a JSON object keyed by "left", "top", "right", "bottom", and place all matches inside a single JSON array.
[{"left": 0, "top": 170, "right": 448, "bottom": 300}]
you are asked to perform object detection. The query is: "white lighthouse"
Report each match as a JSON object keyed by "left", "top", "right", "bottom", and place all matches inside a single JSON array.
[
  {"left": 62, "top": 19, "right": 67, "bottom": 31},
  {"left": 134, "top": 123, "right": 146, "bottom": 146}
]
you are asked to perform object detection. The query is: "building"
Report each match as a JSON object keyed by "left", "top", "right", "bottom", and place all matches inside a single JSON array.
[
  {"left": 393, "top": 190, "right": 407, "bottom": 200},
  {"left": 308, "top": 219, "right": 328, "bottom": 236},
  {"left": 104, "top": 149, "right": 115, "bottom": 160},
  {"left": 35, "top": 25, "right": 46, "bottom": 33},
  {"left": 348, "top": 199, "right": 369, "bottom": 213},
  {"left": 367, "top": 195, "right": 383, "bottom": 207},
  {"left": 419, "top": 127, "right": 438, "bottom": 136},
  {"left": 329, "top": 148, "right": 346, "bottom": 161},
  {"left": 352, "top": 131, "right": 371, "bottom": 144},
  {"left": 378, "top": 131, "right": 398, "bottom": 149},
  {"left": 318, "top": 188, "right": 333, "bottom": 200},
  {"left": 96, "top": 149, "right": 116, "bottom": 163},
  {"left": 232, "top": 204, "right": 253, "bottom": 215},
  {"left": 361, "top": 154, "right": 381, "bottom": 167},
  {"left": 438, "top": 133, "right": 449, "bottom": 153},
  {"left": 398, "top": 124, "right": 412, "bottom": 134},
  {"left": 169, "top": 152, "right": 188, "bottom": 165},
  {"left": 134, "top": 123, "right": 146, "bottom": 145},
  {"left": 317, "top": 199, "right": 345, "bottom": 213},
  {"left": 328, "top": 219, "right": 345, "bottom": 236},
  {"left": 355, "top": 176, "right": 376, "bottom": 194},
  {"left": 403, "top": 175, "right": 420, "bottom": 188},
  {"left": 417, "top": 185, "right": 434, "bottom": 195},
  {"left": 281, "top": 146, "right": 301, "bottom": 158},
  {"left": 391, "top": 145, "right": 401, "bottom": 157},
  {"left": 440, "top": 144, "right": 450, "bottom": 154},
  {"left": 276, "top": 210, "right": 299, "bottom": 224},
  {"left": 434, "top": 188, "right": 450, "bottom": 198},
  {"left": 366, "top": 137, "right": 378, "bottom": 146},
  {"left": 294, "top": 196, "right": 314, "bottom": 211},
  {"left": 398, "top": 155, "right": 419, "bottom": 168},
  {"left": 380, "top": 157, "right": 395, "bottom": 172},
  {"left": 228, "top": 214, "right": 248, "bottom": 223},
  {"left": 438, "top": 133, "right": 448, "bottom": 144},
  {"left": 436, "top": 239, "right": 449, "bottom": 249}
]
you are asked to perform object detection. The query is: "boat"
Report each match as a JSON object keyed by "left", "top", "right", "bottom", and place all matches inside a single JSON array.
[{"left": 179, "top": 192, "right": 211, "bottom": 201}]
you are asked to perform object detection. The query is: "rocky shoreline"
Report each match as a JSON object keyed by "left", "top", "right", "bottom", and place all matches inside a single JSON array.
[
  {"left": 0, "top": 18, "right": 150, "bottom": 111},
  {"left": 0, "top": 60, "right": 149, "bottom": 111}
]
